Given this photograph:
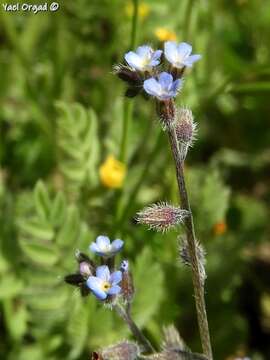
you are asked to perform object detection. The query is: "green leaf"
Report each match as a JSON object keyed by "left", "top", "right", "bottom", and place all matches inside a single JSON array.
[
  {"left": 3, "top": 299, "right": 28, "bottom": 340},
  {"left": 19, "top": 238, "right": 59, "bottom": 266},
  {"left": 0, "top": 274, "right": 24, "bottom": 299},
  {"left": 50, "top": 191, "right": 67, "bottom": 227},
  {"left": 18, "top": 219, "right": 54, "bottom": 241},
  {"left": 34, "top": 181, "right": 51, "bottom": 221},
  {"left": 132, "top": 247, "right": 164, "bottom": 328},
  {"left": 56, "top": 205, "right": 80, "bottom": 247}
]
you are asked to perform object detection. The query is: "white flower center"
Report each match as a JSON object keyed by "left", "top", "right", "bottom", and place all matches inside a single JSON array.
[{"left": 99, "top": 243, "right": 112, "bottom": 253}]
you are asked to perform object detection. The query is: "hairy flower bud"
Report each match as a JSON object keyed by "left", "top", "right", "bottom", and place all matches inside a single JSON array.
[
  {"left": 136, "top": 202, "right": 189, "bottom": 232},
  {"left": 156, "top": 99, "right": 176, "bottom": 129},
  {"left": 179, "top": 237, "right": 206, "bottom": 283},
  {"left": 175, "top": 108, "right": 197, "bottom": 160},
  {"left": 120, "top": 260, "right": 135, "bottom": 303},
  {"left": 113, "top": 64, "right": 141, "bottom": 85},
  {"left": 113, "top": 64, "right": 142, "bottom": 98},
  {"left": 94, "top": 341, "right": 140, "bottom": 360}
]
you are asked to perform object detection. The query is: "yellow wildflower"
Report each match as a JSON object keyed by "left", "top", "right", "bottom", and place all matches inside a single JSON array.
[
  {"left": 99, "top": 155, "right": 126, "bottom": 189},
  {"left": 126, "top": 2, "right": 150, "bottom": 20},
  {"left": 154, "top": 27, "right": 177, "bottom": 42},
  {"left": 213, "top": 221, "right": 227, "bottom": 236}
]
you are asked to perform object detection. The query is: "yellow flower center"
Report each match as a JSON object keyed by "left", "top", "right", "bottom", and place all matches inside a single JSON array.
[{"left": 101, "top": 281, "right": 111, "bottom": 292}]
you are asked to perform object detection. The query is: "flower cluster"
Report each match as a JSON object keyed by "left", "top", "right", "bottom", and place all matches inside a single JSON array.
[
  {"left": 65, "top": 235, "right": 133, "bottom": 303},
  {"left": 114, "top": 41, "right": 201, "bottom": 101}
]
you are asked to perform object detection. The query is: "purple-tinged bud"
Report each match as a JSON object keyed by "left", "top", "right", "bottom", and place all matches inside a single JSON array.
[
  {"left": 175, "top": 108, "right": 197, "bottom": 161},
  {"left": 179, "top": 236, "right": 206, "bottom": 283},
  {"left": 79, "top": 261, "right": 92, "bottom": 277},
  {"left": 136, "top": 202, "right": 189, "bottom": 232},
  {"left": 97, "top": 341, "right": 140, "bottom": 360},
  {"left": 113, "top": 64, "right": 142, "bottom": 86},
  {"left": 120, "top": 260, "right": 134, "bottom": 303},
  {"left": 162, "top": 325, "right": 185, "bottom": 351},
  {"left": 156, "top": 99, "right": 176, "bottom": 130}
]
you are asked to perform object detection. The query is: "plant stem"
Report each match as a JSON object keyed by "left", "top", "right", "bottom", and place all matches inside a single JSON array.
[
  {"left": 167, "top": 124, "right": 213, "bottom": 360},
  {"left": 114, "top": 304, "right": 155, "bottom": 354},
  {"left": 119, "top": 0, "right": 139, "bottom": 162}
]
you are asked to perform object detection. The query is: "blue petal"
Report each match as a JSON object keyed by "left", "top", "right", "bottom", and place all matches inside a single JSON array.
[
  {"left": 136, "top": 45, "right": 152, "bottom": 57},
  {"left": 183, "top": 54, "right": 201, "bottom": 67},
  {"left": 159, "top": 72, "right": 173, "bottom": 89},
  {"left": 125, "top": 51, "right": 143, "bottom": 70},
  {"left": 110, "top": 271, "right": 122, "bottom": 285},
  {"left": 108, "top": 285, "right": 121, "bottom": 295},
  {"left": 96, "top": 235, "right": 110, "bottom": 249},
  {"left": 143, "top": 78, "right": 161, "bottom": 97},
  {"left": 171, "top": 79, "right": 182, "bottom": 94},
  {"left": 96, "top": 265, "right": 110, "bottom": 281},
  {"left": 89, "top": 242, "right": 99, "bottom": 253},
  {"left": 111, "top": 239, "right": 124, "bottom": 252},
  {"left": 86, "top": 276, "right": 107, "bottom": 300},
  {"left": 152, "top": 49, "right": 162, "bottom": 61},
  {"left": 164, "top": 41, "right": 178, "bottom": 64},
  {"left": 177, "top": 42, "right": 192, "bottom": 59}
]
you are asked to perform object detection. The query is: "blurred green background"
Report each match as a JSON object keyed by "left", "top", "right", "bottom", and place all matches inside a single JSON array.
[{"left": 1, "top": 0, "right": 270, "bottom": 359}]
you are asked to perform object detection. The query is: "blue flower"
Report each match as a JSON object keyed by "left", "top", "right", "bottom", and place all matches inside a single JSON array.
[
  {"left": 164, "top": 41, "right": 201, "bottom": 68},
  {"left": 125, "top": 45, "right": 162, "bottom": 72},
  {"left": 90, "top": 235, "right": 124, "bottom": 257},
  {"left": 143, "top": 72, "right": 182, "bottom": 100},
  {"left": 86, "top": 265, "right": 122, "bottom": 300}
]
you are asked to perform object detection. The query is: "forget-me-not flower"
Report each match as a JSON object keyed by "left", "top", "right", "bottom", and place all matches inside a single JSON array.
[
  {"left": 87, "top": 265, "right": 122, "bottom": 300},
  {"left": 164, "top": 41, "right": 201, "bottom": 68},
  {"left": 90, "top": 235, "right": 124, "bottom": 257},
  {"left": 125, "top": 45, "right": 162, "bottom": 72},
  {"left": 143, "top": 72, "right": 182, "bottom": 100}
]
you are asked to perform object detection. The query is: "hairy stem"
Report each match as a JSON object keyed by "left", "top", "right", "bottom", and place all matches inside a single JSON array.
[
  {"left": 114, "top": 304, "right": 155, "bottom": 353},
  {"left": 167, "top": 124, "right": 213, "bottom": 360}
]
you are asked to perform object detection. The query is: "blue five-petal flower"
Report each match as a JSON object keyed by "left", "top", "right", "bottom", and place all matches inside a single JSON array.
[
  {"left": 125, "top": 45, "right": 162, "bottom": 72},
  {"left": 143, "top": 72, "right": 182, "bottom": 100},
  {"left": 86, "top": 265, "right": 122, "bottom": 300},
  {"left": 89, "top": 235, "right": 124, "bottom": 257},
  {"left": 164, "top": 41, "right": 201, "bottom": 69}
]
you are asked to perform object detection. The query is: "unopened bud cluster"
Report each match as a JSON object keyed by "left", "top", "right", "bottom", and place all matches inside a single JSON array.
[
  {"left": 93, "top": 341, "right": 140, "bottom": 360},
  {"left": 175, "top": 108, "right": 197, "bottom": 160},
  {"left": 179, "top": 237, "right": 206, "bottom": 283},
  {"left": 136, "top": 202, "right": 189, "bottom": 232}
]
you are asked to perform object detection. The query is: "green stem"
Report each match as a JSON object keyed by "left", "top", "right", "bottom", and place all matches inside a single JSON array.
[
  {"left": 119, "top": 0, "right": 139, "bottom": 163},
  {"left": 114, "top": 304, "right": 155, "bottom": 354}
]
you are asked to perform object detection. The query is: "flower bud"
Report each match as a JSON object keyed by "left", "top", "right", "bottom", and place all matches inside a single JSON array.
[
  {"left": 136, "top": 202, "right": 189, "bottom": 232},
  {"left": 179, "top": 237, "right": 206, "bottom": 283},
  {"left": 120, "top": 260, "right": 134, "bottom": 303},
  {"left": 79, "top": 261, "right": 92, "bottom": 277},
  {"left": 113, "top": 64, "right": 142, "bottom": 86},
  {"left": 97, "top": 341, "right": 140, "bottom": 360},
  {"left": 156, "top": 99, "right": 176, "bottom": 129},
  {"left": 175, "top": 108, "right": 197, "bottom": 160}
]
